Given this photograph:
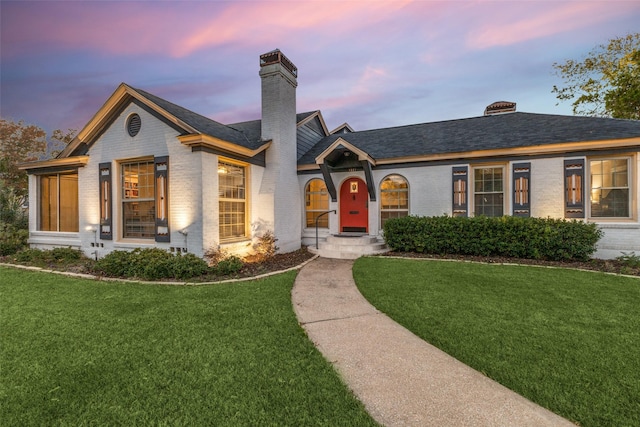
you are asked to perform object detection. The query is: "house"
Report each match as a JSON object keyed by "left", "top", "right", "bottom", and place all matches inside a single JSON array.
[{"left": 20, "top": 50, "right": 640, "bottom": 260}]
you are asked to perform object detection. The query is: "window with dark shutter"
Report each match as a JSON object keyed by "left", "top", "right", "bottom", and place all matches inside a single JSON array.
[
  {"left": 512, "top": 162, "right": 530, "bottom": 217},
  {"left": 452, "top": 166, "right": 468, "bottom": 217},
  {"left": 154, "top": 156, "right": 170, "bottom": 242},
  {"left": 99, "top": 162, "right": 112, "bottom": 240},
  {"left": 564, "top": 159, "right": 585, "bottom": 218}
]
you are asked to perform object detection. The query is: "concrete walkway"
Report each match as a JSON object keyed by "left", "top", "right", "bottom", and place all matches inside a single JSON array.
[{"left": 291, "top": 257, "right": 574, "bottom": 427}]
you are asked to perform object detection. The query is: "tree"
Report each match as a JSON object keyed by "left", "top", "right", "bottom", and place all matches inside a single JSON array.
[
  {"left": 0, "top": 118, "right": 77, "bottom": 201},
  {"left": 552, "top": 33, "right": 640, "bottom": 119},
  {"left": 0, "top": 118, "right": 47, "bottom": 198}
]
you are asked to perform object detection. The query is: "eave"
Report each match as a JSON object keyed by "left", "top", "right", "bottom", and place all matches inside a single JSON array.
[
  {"left": 179, "top": 134, "right": 272, "bottom": 158},
  {"left": 373, "top": 137, "right": 640, "bottom": 166},
  {"left": 18, "top": 156, "right": 89, "bottom": 173},
  {"left": 59, "top": 83, "right": 198, "bottom": 158},
  {"left": 315, "top": 137, "right": 377, "bottom": 166},
  {"left": 298, "top": 137, "right": 640, "bottom": 172}
]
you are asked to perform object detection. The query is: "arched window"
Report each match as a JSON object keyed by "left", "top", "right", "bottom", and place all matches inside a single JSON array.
[
  {"left": 305, "top": 179, "right": 329, "bottom": 228},
  {"left": 380, "top": 174, "right": 409, "bottom": 227}
]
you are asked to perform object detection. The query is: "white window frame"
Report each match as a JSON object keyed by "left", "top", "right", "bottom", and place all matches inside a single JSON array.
[
  {"left": 471, "top": 165, "right": 506, "bottom": 217},
  {"left": 218, "top": 159, "right": 249, "bottom": 242},
  {"left": 379, "top": 174, "right": 409, "bottom": 228},
  {"left": 588, "top": 156, "right": 633, "bottom": 220},
  {"left": 120, "top": 158, "right": 156, "bottom": 240},
  {"left": 304, "top": 178, "right": 329, "bottom": 229}
]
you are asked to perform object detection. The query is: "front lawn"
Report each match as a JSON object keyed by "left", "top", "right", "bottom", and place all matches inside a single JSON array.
[
  {"left": 353, "top": 257, "right": 640, "bottom": 427},
  {"left": 0, "top": 267, "right": 378, "bottom": 426}
]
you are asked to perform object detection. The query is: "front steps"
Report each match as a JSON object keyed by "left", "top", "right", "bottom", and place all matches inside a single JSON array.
[{"left": 309, "top": 234, "right": 390, "bottom": 259}]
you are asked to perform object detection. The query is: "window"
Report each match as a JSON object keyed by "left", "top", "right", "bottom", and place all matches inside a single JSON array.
[
  {"left": 39, "top": 173, "right": 79, "bottom": 232},
  {"left": 473, "top": 167, "right": 504, "bottom": 217},
  {"left": 305, "top": 179, "right": 329, "bottom": 228},
  {"left": 380, "top": 174, "right": 409, "bottom": 227},
  {"left": 219, "top": 160, "right": 247, "bottom": 240},
  {"left": 121, "top": 160, "right": 155, "bottom": 239},
  {"left": 590, "top": 158, "right": 630, "bottom": 218}
]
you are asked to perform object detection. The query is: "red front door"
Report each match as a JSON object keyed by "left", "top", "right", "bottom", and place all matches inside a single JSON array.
[{"left": 340, "top": 178, "right": 368, "bottom": 233}]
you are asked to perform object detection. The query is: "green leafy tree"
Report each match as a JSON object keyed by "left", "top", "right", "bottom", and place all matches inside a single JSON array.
[
  {"left": 552, "top": 33, "right": 640, "bottom": 119},
  {"left": 0, "top": 118, "right": 47, "bottom": 198},
  {"left": 0, "top": 119, "right": 77, "bottom": 197}
]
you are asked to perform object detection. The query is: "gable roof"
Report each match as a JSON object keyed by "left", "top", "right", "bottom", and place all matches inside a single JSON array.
[
  {"left": 59, "top": 83, "right": 269, "bottom": 159},
  {"left": 298, "top": 112, "right": 640, "bottom": 167}
]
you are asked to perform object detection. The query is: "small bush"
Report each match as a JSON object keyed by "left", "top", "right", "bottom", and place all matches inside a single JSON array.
[
  {"left": 13, "top": 248, "right": 46, "bottom": 264},
  {"left": 215, "top": 255, "right": 244, "bottom": 276},
  {"left": 252, "top": 231, "right": 278, "bottom": 262},
  {"left": 12, "top": 247, "right": 86, "bottom": 266},
  {"left": 0, "top": 222, "right": 29, "bottom": 256},
  {"left": 171, "top": 253, "right": 209, "bottom": 280},
  {"left": 616, "top": 252, "right": 640, "bottom": 268},
  {"left": 128, "top": 248, "right": 174, "bottom": 280},
  {"left": 383, "top": 215, "right": 602, "bottom": 262},
  {"left": 94, "top": 250, "right": 133, "bottom": 277},
  {"left": 94, "top": 248, "right": 211, "bottom": 281}
]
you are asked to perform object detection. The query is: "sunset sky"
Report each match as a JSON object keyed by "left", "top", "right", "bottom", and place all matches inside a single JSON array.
[{"left": 1, "top": 0, "right": 639, "bottom": 137}]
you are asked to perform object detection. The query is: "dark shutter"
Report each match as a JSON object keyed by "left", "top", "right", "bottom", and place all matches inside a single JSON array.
[
  {"left": 564, "top": 159, "right": 585, "bottom": 218},
  {"left": 512, "top": 162, "right": 531, "bottom": 217},
  {"left": 154, "top": 156, "right": 170, "bottom": 242},
  {"left": 452, "top": 166, "right": 468, "bottom": 217},
  {"left": 99, "top": 162, "right": 112, "bottom": 240}
]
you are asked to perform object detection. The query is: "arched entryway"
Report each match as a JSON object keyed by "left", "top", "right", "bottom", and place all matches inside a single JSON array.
[{"left": 339, "top": 177, "right": 368, "bottom": 233}]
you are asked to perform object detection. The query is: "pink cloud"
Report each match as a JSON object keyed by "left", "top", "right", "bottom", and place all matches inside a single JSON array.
[
  {"left": 2, "top": 1, "right": 415, "bottom": 59},
  {"left": 467, "top": 1, "right": 638, "bottom": 50},
  {"left": 177, "top": 0, "right": 414, "bottom": 57}
]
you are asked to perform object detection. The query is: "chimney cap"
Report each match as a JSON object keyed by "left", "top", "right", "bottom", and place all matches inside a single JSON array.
[
  {"left": 484, "top": 101, "right": 516, "bottom": 115},
  {"left": 260, "top": 49, "right": 297, "bottom": 77}
]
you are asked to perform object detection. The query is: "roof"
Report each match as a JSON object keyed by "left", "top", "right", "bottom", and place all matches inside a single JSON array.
[
  {"left": 298, "top": 112, "right": 640, "bottom": 165},
  {"left": 132, "top": 87, "right": 264, "bottom": 150}
]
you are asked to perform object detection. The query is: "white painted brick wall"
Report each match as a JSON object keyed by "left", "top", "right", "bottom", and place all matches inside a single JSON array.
[{"left": 260, "top": 63, "right": 302, "bottom": 252}]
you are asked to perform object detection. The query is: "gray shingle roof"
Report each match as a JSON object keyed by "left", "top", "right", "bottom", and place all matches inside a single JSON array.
[
  {"left": 297, "top": 112, "right": 640, "bottom": 165},
  {"left": 133, "top": 87, "right": 263, "bottom": 150}
]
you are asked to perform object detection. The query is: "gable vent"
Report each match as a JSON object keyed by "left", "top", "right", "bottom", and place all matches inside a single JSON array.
[
  {"left": 126, "top": 113, "right": 141, "bottom": 137},
  {"left": 484, "top": 101, "right": 516, "bottom": 115}
]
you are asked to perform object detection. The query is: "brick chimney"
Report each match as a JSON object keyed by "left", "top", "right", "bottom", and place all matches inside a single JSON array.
[{"left": 257, "top": 49, "right": 301, "bottom": 252}]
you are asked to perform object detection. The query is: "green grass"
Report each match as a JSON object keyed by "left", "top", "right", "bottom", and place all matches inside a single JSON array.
[
  {"left": 353, "top": 257, "right": 640, "bottom": 427},
  {"left": 0, "top": 266, "right": 378, "bottom": 427}
]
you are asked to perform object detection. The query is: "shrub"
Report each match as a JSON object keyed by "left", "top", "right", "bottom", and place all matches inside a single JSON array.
[
  {"left": 616, "top": 252, "right": 640, "bottom": 268},
  {"left": 171, "top": 253, "right": 209, "bottom": 280},
  {"left": 0, "top": 222, "right": 29, "bottom": 256},
  {"left": 215, "top": 255, "right": 244, "bottom": 276},
  {"left": 383, "top": 215, "right": 602, "bottom": 262},
  {"left": 128, "top": 248, "right": 174, "bottom": 280},
  {"left": 12, "top": 247, "right": 86, "bottom": 266},
  {"left": 252, "top": 230, "right": 278, "bottom": 262},
  {"left": 94, "top": 248, "right": 211, "bottom": 280},
  {"left": 13, "top": 248, "right": 45, "bottom": 264},
  {"left": 94, "top": 250, "right": 132, "bottom": 277}
]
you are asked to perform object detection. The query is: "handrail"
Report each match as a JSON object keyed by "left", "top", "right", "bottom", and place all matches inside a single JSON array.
[{"left": 315, "top": 210, "right": 336, "bottom": 249}]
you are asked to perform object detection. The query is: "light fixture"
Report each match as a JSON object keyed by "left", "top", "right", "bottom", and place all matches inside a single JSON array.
[{"left": 218, "top": 165, "right": 228, "bottom": 174}]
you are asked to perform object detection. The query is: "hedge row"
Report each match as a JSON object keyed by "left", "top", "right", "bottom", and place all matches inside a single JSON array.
[
  {"left": 383, "top": 215, "right": 603, "bottom": 261},
  {"left": 93, "top": 248, "right": 243, "bottom": 281}
]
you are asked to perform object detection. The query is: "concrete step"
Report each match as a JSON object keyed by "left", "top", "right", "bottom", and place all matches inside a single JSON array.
[{"left": 310, "top": 234, "right": 390, "bottom": 259}]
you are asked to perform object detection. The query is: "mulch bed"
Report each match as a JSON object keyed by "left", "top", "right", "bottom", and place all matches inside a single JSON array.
[{"left": 3, "top": 247, "right": 638, "bottom": 280}]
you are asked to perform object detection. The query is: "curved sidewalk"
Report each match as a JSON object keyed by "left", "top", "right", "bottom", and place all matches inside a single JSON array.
[{"left": 291, "top": 257, "right": 573, "bottom": 427}]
